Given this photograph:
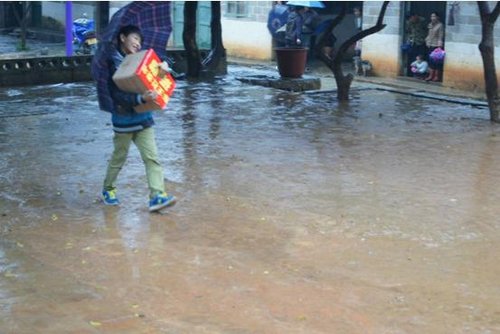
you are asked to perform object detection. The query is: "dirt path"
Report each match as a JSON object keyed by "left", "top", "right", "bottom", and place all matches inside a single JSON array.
[{"left": 1, "top": 74, "right": 499, "bottom": 333}]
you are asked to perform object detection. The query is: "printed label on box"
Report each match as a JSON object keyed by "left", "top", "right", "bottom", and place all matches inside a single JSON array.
[{"left": 112, "top": 49, "right": 176, "bottom": 112}]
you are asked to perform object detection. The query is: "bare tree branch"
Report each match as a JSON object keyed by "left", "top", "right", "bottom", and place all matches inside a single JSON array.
[
  {"left": 11, "top": 2, "right": 33, "bottom": 50},
  {"left": 315, "top": 1, "right": 390, "bottom": 101},
  {"left": 314, "top": 2, "right": 348, "bottom": 64},
  {"left": 11, "top": 3, "right": 22, "bottom": 25},
  {"left": 338, "top": 2, "right": 389, "bottom": 65},
  {"left": 491, "top": 2, "right": 500, "bottom": 22},
  {"left": 376, "top": 1, "right": 390, "bottom": 26},
  {"left": 478, "top": 1, "right": 490, "bottom": 24}
]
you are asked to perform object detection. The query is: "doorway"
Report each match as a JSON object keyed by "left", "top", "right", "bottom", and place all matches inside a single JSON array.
[{"left": 402, "top": 1, "right": 446, "bottom": 78}]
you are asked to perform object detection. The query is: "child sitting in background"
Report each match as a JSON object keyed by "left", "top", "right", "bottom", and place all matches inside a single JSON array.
[{"left": 410, "top": 54, "right": 429, "bottom": 79}]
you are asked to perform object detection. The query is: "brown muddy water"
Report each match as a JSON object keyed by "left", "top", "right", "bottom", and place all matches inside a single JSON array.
[{"left": 1, "top": 67, "right": 499, "bottom": 333}]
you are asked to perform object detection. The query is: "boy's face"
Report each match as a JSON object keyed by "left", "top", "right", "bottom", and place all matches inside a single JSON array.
[{"left": 120, "top": 32, "right": 142, "bottom": 54}]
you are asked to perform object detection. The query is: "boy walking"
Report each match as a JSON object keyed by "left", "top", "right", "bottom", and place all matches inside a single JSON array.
[{"left": 101, "top": 25, "right": 176, "bottom": 212}]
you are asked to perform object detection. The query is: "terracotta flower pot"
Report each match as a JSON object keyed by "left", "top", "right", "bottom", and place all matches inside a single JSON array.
[{"left": 274, "top": 47, "right": 308, "bottom": 78}]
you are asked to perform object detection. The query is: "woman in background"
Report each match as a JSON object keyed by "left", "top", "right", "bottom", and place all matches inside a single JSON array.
[{"left": 424, "top": 12, "right": 444, "bottom": 82}]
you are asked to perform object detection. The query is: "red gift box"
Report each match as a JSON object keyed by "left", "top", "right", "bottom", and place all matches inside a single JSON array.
[{"left": 112, "top": 49, "right": 176, "bottom": 113}]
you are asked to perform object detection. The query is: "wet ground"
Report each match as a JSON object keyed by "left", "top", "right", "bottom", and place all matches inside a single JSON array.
[
  {"left": 1, "top": 65, "right": 500, "bottom": 333},
  {"left": 0, "top": 32, "right": 65, "bottom": 59}
]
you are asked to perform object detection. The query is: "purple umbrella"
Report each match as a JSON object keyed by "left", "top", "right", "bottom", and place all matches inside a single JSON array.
[{"left": 91, "top": 1, "right": 173, "bottom": 113}]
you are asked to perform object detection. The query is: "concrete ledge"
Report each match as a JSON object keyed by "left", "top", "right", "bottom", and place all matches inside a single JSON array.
[
  {"left": 0, "top": 49, "right": 227, "bottom": 87},
  {"left": 0, "top": 55, "right": 93, "bottom": 87},
  {"left": 354, "top": 75, "right": 487, "bottom": 102},
  {"left": 236, "top": 74, "right": 321, "bottom": 92}
]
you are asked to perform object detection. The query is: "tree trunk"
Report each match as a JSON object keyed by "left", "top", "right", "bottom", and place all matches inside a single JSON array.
[
  {"left": 477, "top": 2, "right": 500, "bottom": 122},
  {"left": 183, "top": 1, "right": 202, "bottom": 77},
  {"left": 12, "top": 2, "right": 32, "bottom": 51},
  {"left": 333, "top": 57, "right": 353, "bottom": 101},
  {"left": 95, "top": 2, "right": 110, "bottom": 38},
  {"left": 201, "top": 1, "right": 226, "bottom": 74},
  {"left": 315, "top": 2, "right": 389, "bottom": 101},
  {"left": 20, "top": 2, "right": 27, "bottom": 50}
]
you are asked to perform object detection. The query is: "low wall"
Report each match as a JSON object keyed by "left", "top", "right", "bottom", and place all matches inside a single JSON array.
[
  {"left": 0, "top": 55, "right": 93, "bottom": 87},
  {"left": 222, "top": 19, "right": 272, "bottom": 60},
  {"left": 0, "top": 49, "right": 227, "bottom": 87}
]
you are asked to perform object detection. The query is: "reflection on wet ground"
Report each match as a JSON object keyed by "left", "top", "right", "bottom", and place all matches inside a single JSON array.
[{"left": 1, "top": 66, "right": 499, "bottom": 333}]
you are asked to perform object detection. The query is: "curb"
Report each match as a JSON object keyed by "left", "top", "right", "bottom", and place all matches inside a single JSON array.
[{"left": 228, "top": 57, "right": 488, "bottom": 107}]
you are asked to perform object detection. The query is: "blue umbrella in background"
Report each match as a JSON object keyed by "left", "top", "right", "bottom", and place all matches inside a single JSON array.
[
  {"left": 286, "top": 1, "right": 325, "bottom": 8},
  {"left": 91, "top": 1, "right": 173, "bottom": 113},
  {"left": 267, "top": 4, "right": 289, "bottom": 36}
]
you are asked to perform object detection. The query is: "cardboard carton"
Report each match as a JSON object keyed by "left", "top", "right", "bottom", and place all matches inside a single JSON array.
[{"left": 112, "top": 49, "right": 176, "bottom": 113}]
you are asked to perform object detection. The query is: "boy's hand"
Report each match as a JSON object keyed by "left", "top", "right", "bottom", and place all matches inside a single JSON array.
[
  {"left": 158, "top": 61, "right": 171, "bottom": 78},
  {"left": 142, "top": 90, "right": 158, "bottom": 102}
]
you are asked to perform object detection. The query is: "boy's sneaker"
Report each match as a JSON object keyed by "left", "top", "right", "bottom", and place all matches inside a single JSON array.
[
  {"left": 102, "top": 190, "right": 120, "bottom": 206},
  {"left": 149, "top": 192, "right": 176, "bottom": 212}
]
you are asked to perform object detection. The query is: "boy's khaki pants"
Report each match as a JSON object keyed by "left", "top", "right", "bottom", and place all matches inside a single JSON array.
[{"left": 103, "top": 127, "right": 165, "bottom": 199}]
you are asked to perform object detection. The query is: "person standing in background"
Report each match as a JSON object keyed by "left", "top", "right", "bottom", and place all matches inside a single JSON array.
[
  {"left": 353, "top": 7, "right": 363, "bottom": 56},
  {"left": 301, "top": 7, "right": 320, "bottom": 48},
  {"left": 353, "top": 6, "right": 362, "bottom": 31},
  {"left": 285, "top": 6, "right": 306, "bottom": 47},
  {"left": 424, "top": 12, "right": 444, "bottom": 82}
]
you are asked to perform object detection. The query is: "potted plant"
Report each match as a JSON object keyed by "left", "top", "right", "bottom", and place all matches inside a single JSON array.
[{"left": 274, "top": 47, "right": 308, "bottom": 78}]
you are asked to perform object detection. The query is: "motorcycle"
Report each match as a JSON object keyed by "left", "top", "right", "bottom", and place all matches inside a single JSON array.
[{"left": 72, "top": 14, "right": 97, "bottom": 55}]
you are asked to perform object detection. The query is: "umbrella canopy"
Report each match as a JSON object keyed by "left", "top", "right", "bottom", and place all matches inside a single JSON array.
[
  {"left": 91, "top": 1, "right": 173, "bottom": 112},
  {"left": 286, "top": 1, "right": 325, "bottom": 9},
  {"left": 267, "top": 4, "right": 289, "bottom": 36}
]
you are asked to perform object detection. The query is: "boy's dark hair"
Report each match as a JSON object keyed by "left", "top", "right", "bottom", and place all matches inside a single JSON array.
[{"left": 117, "top": 25, "right": 143, "bottom": 46}]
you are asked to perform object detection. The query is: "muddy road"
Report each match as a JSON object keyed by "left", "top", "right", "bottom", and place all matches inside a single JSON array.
[{"left": 1, "top": 68, "right": 499, "bottom": 333}]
